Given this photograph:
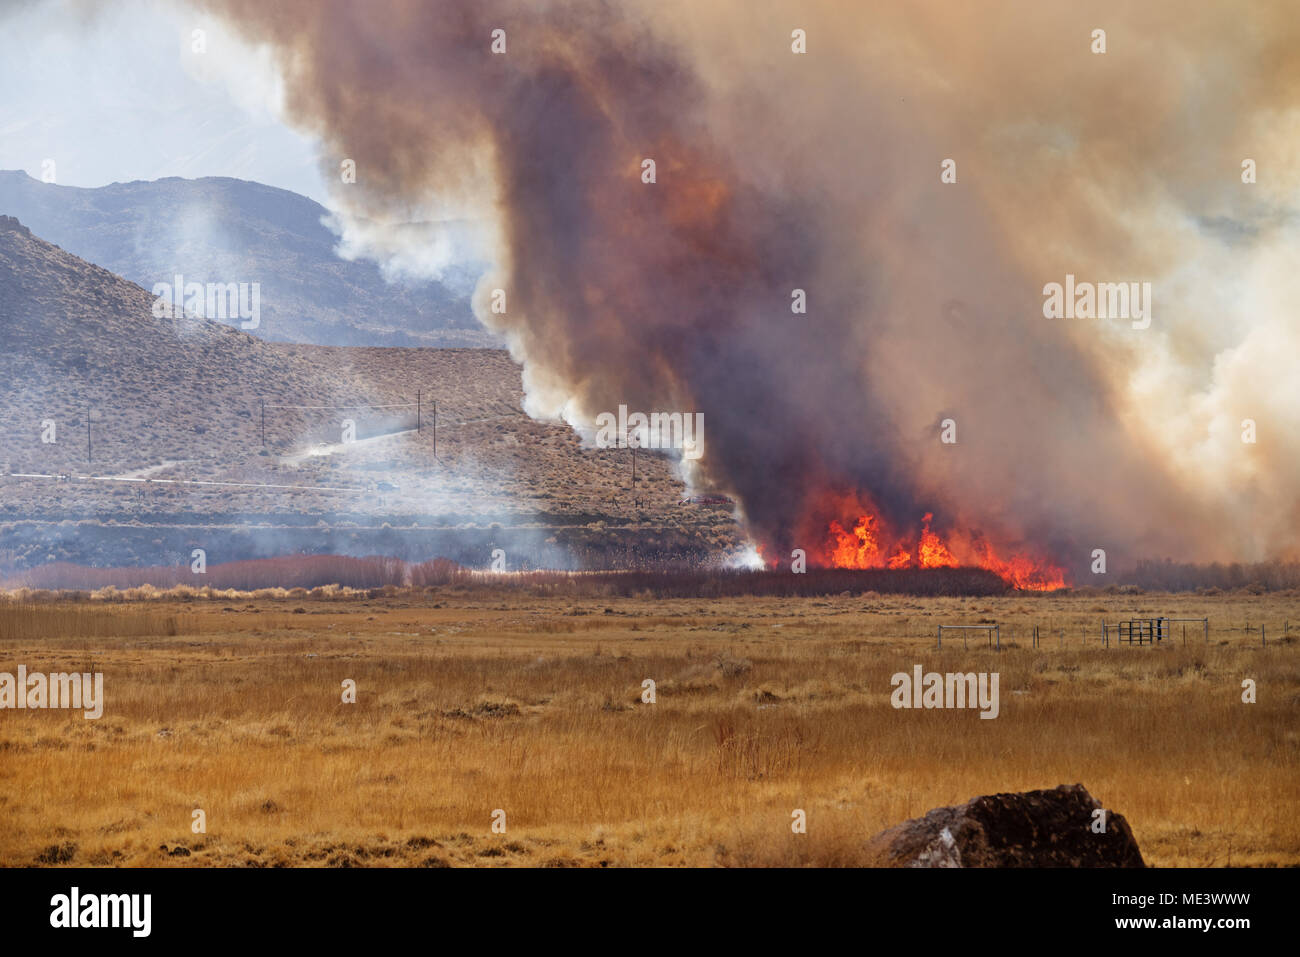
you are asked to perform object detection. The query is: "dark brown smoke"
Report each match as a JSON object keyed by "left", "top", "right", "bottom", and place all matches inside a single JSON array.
[{"left": 191, "top": 0, "right": 1300, "bottom": 575}]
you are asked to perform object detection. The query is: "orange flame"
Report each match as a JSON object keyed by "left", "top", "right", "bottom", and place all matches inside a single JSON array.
[
  {"left": 819, "top": 505, "right": 1067, "bottom": 590},
  {"left": 828, "top": 515, "right": 882, "bottom": 569},
  {"left": 974, "top": 542, "right": 1067, "bottom": 592},
  {"left": 886, "top": 547, "right": 912, "bottom": 569},
  {"left": 917, "top": 512, "right": 958, "bottom": 568}
]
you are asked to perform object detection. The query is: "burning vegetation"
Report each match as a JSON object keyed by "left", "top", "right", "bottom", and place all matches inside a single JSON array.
[{"left": 798, "top": 492, "right": 1066, "bottom": 591}]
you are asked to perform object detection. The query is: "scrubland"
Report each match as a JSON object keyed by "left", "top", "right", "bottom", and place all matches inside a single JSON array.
[{"left": 0, "top": 587, "right": 1295, "bottom": 867}]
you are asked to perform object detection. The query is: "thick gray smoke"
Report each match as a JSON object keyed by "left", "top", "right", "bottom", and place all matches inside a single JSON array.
[{"left": 188, "top": 0, "right": 1300, "bottom": 576}]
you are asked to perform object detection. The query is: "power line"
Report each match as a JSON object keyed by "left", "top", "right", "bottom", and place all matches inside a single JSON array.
[
  {"left": 6, "top": 472, "right": 366, "bottom": 493},
  {"left": 262, "top": 403, "right": 420, "bottom": 410}
]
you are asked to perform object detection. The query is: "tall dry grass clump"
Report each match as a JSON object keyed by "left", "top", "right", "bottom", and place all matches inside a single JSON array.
[{"left": 0, "top": 602, "right": 193, "bottom": 640}]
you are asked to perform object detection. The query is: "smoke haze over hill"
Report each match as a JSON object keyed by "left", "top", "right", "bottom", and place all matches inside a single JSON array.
[{"left": 0, "top": 170, "right": 493, "bottom": 347}]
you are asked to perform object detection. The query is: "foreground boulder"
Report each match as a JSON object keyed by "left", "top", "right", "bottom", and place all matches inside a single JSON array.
[{"left": 864, "top": 784, "right": 1144, "bottom": 867}]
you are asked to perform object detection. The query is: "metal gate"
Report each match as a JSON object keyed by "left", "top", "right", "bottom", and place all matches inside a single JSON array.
[{"left": 1115, "top": 618, "right": 1168, "bottom": 645}]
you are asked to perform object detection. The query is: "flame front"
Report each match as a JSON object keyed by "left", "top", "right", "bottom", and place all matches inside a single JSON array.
[
  {"left": 971, "top": 542, "right": 1067, "bottom": 592},
  {"left": 810, "top": 500, "right": 1067, "bottom": 591}
]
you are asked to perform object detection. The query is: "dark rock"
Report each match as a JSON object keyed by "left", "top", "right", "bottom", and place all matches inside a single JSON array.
[{"left": 865, "top": 783, "right": 1144, "bottom": 867}]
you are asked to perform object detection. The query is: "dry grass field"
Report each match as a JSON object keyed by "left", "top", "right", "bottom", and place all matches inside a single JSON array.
[{"left": 1, "top": 587, "right": 1296, "bottom": 868}]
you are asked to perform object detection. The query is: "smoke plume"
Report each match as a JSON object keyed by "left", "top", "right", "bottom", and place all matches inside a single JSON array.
[{"left": 191, "top": 0, "right": 1300, "bottom": 576}]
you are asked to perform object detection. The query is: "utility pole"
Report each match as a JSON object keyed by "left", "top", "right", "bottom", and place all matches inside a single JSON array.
[
  {"left": 628, "top": 431, "right": 641, "bottom": 504},
  {"left": 416, "top": 390, "right": 422, "bottom": 433},
  {"left": 260, "top": 399, "right": 266, "bottom": 447},
  {"left": 432, "top": 399, "right": 437, "bottom": 461}
]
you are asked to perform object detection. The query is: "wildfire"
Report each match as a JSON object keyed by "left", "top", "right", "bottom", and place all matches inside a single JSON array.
[
  {"left": 974, "top": 543, "right": 1067, "bottom": 592},
  {"left": 819, "top": 506, "right": 1067, "bottom": 590},
  {"left": 886, "top": 547, "right": 912, "bottom": 569},
  {"left": 917, "top": 512, "right": 958, "bottom": 568},
  {"left": 828, "top": 515, "right": 881, "bottom": 569}
]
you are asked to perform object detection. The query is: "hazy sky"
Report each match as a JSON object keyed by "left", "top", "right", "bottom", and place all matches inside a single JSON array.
[{"left": 0, "top": 0, "right": 328, "bottom": 203}]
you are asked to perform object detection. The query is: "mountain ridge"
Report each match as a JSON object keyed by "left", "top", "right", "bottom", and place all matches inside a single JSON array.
[{"left": 0, "top": 170, "right": 497, "bottom": 348}]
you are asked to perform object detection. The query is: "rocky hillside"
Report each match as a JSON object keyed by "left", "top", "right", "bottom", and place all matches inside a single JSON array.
[
  {"left": 0, "top": 217, "right": 740, "bottom": 574},
  {"left": 0, "top": 212, "right": 382, "bottom": 472}
]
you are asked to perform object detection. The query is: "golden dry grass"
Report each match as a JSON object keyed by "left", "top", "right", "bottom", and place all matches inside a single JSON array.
[{"left": 0, "top": 589, "right": 1296, "bottom": 867}]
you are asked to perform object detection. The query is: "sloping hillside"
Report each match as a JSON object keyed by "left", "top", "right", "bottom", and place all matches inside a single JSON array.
[
  {"left": 0, "top": 217, "right": 740, "bottom": 574},
  {"left": 0, "top": 170, "right": 495, "bottom": 347},
  {"left": 0, "top": 212, "right": 383, "bottom": 471}
]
